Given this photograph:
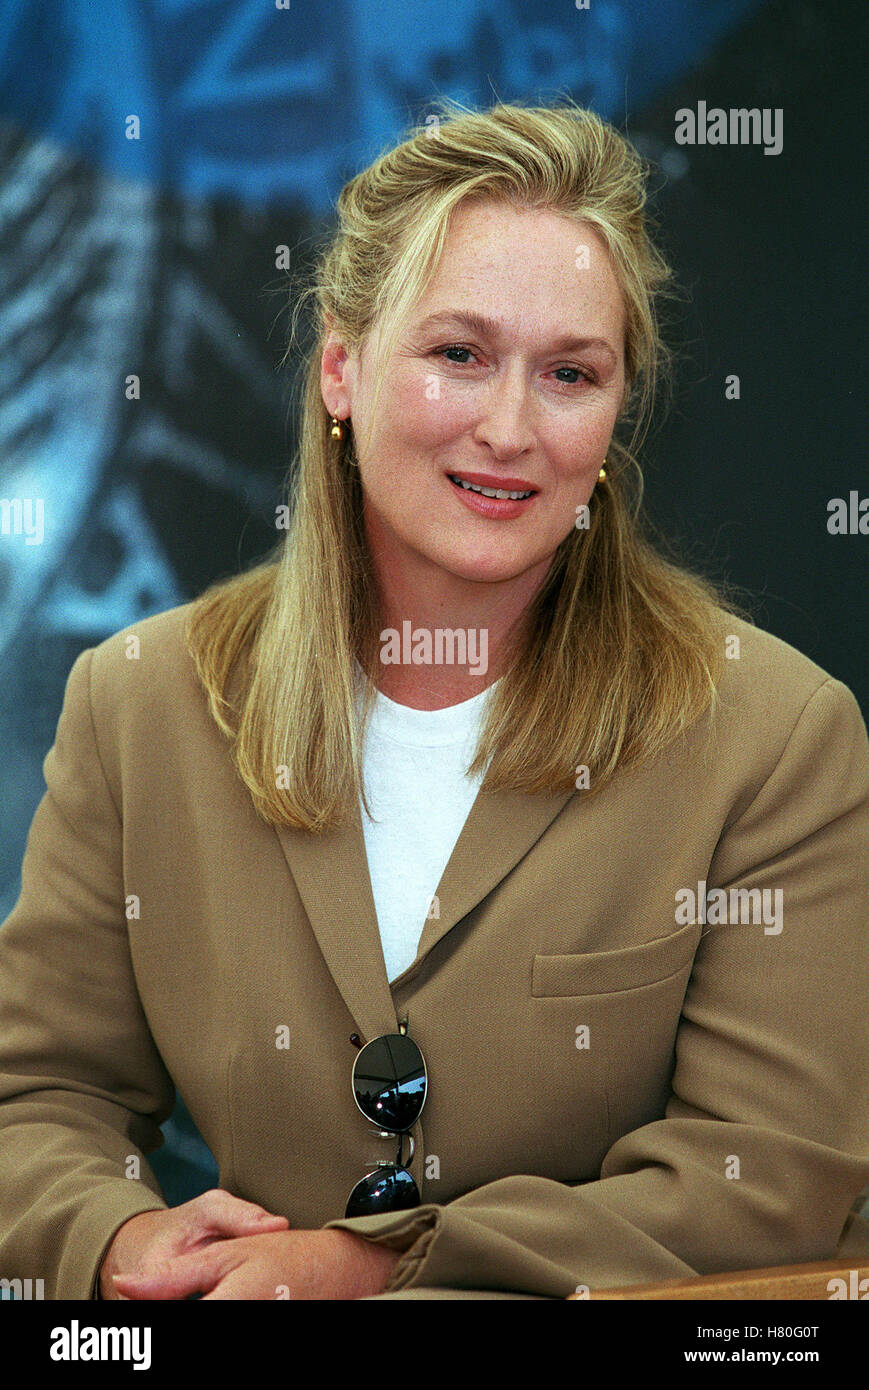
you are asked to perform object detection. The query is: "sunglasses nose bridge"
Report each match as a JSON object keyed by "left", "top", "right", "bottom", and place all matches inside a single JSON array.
[{"left": 365, "top": 1125, "right": 416, "bottom": 1165}]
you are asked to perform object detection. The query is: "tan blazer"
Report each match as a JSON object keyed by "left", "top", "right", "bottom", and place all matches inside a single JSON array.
[{"left": 0, "top": 602, "right": 867, "bottom": 1300}]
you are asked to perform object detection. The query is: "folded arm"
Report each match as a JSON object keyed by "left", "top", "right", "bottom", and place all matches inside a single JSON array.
[{"left": 0, "top": 648, "right": 173, "bottom": 1298}]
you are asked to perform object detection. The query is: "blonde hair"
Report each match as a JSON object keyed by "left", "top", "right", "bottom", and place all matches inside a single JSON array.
[{"left": 186, "top": 98, "right": 752, "bottom": 832}]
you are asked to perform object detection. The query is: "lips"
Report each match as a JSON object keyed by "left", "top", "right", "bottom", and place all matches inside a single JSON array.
[
  {"left": 445, "top": 470, "right": 538, "bottom": 519},
  {"left": 446, "top": 471, "right": 538, "bottom": 500}
]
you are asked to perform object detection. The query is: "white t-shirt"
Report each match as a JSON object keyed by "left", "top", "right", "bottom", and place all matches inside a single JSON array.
[{"left": 354, "top": 664, "right": 499, "bottom": 982}]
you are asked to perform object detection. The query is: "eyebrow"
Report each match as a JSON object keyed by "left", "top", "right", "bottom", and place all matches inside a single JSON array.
[{"left": 414, "top": 309, "right": 619, "bottom": 363}]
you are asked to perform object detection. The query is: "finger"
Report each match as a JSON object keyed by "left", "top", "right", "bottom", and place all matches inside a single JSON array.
[
  {"left": 200, "top": 1281, "right": 245, "bottom": 1301},
  {"left": 200, "top": 1268, "right": 286, "bottom": 1301},
  {"left": 184, "top": 1190, "right": 290, "bottom": 1244},
  {"left": 188, "top": 1214, "right": 290, "bottom": 1252},
  {"left": 112, "top": 1252, "right": 228, "bottom": 1301},
  {"left": 112, "top": 1269, "right": 214, "bottom": 1300}
]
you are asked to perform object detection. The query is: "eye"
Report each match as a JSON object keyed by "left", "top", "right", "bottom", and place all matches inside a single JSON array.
[
  {"left": 436, "top": 344, "right": 476, "bottom": 364},
  {"left": 554, "top": 366, "right": 597, "bottom": 386},
  {"left": 433, "top": 346, "right": 597, "bottom": 387}
]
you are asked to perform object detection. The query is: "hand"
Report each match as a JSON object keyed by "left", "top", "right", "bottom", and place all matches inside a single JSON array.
[
  {"left": 110, "top": 1227, "right": 401, "bottom": 1300},
  {"left": 99, "top": 1188, "right": 290, "bottom": 1300}
]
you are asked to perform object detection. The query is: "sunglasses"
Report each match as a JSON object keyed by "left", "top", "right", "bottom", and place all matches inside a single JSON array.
[{"left": 345, "top": 1020, "right": 428, "bottom": 1218}]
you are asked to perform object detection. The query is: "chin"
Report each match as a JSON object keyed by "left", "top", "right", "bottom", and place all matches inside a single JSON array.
[{"left": 434, "top": 547, "right": 537, "bottom": 585}]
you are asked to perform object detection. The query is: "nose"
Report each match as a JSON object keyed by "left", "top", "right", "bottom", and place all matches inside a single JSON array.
[{"left": 471, "top": 363, "right": 536, "bottom": 459}]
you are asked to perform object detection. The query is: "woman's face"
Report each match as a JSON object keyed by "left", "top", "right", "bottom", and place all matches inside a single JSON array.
[{"left": 321, "top": 198, "right": 627, "bottom": 588}]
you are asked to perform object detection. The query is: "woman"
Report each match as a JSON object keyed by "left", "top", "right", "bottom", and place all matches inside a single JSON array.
[{"left": 0, "top": 100, "right": 866, "bottom": 1301}]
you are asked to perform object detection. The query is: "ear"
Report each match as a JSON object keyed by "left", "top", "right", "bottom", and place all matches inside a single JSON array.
[{"left": 320, "top": 328, "right": 354, "bottom": 419}]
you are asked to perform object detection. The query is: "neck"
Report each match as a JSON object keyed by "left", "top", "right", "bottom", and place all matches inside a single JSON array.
[{"left": 366, "top": 538, "right": 553, "bottom": 711}]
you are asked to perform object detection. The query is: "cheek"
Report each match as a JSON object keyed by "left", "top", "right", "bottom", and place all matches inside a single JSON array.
[
  {"left": 549, "top": 412, "right": 612, "bottom": 473},
  {"left": 377, "top": 372, "right": 469, "bottom": 451},
  {"left": 412, "top": 386, "right": 472, "bottom": 442}
]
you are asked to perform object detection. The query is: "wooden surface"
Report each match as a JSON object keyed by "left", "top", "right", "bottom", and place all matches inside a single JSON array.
[{"left": 566, "top": 1259, "right": 869, "bottom": 1300}]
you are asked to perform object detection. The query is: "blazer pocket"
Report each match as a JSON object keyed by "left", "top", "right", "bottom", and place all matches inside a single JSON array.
[{"left": 532, "top": 920, "right": 702, "bottom": 998}]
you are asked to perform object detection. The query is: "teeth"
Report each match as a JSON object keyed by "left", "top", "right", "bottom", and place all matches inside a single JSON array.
[{"left": 451, "top": 476, "right": 533, "bottom": 500}]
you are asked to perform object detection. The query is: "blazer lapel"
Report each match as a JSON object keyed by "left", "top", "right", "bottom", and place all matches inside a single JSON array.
[
  {"left": 274, "top": 781, "right": 576, "bottom": 1031},
  {"left": 275, "top": 807, "right": 396, "bottom": 1046},
  {"left": 409, "top": 782, "right": 576, "bottom": 971}
]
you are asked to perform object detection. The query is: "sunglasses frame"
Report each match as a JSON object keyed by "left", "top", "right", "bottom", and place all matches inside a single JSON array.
[{"left": 345, "top": 1021, "right": 427, "bottom": 1218}]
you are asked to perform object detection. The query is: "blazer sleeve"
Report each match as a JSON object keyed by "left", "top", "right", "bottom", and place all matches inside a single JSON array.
[
  {"left": 323, "top": 676, "right": 869, "bottom": 1296},
  {"left": 0, "top": 647, "right": 172, "bottom": 1300}
]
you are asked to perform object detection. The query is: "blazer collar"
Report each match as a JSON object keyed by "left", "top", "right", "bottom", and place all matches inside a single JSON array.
[{"left": 274, "top": 781, "right": 574, "bottom": 1044}]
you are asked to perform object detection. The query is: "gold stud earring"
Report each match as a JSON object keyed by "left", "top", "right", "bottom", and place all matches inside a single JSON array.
[
  {"left": 330, "top": 415, "right": 346, "bottom": 440},
  {"left": 598, "top": 457, "right": 607, "bottom": 482}
]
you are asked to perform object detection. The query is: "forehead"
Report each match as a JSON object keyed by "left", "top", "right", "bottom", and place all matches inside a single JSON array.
[{"left": 411, "top": 198, "right": 626, "bottom": 344}]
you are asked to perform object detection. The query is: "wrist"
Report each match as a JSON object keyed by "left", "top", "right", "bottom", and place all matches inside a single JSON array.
[{"left": 328, "top": 1229, "right": 402, "bottom": 1296}]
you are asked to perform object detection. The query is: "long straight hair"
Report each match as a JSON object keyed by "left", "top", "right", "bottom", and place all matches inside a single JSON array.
[{"left": 186, "top": 99, "right": 752, "bottom": 832}]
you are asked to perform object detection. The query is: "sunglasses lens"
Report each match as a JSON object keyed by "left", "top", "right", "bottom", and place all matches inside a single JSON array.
[
  {"left": 352, "top": 1033, "right": 426, "bottom": 1131},
  {"left": 345, "top": 1165, "right": 420, "bottom": 1218}
]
